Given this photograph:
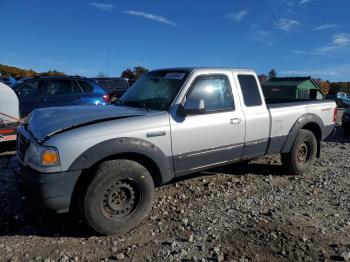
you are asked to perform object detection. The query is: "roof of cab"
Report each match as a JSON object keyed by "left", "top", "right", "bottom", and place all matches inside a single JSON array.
[{"left": 152, "top": 67, "right": 256, "bottom": 74}]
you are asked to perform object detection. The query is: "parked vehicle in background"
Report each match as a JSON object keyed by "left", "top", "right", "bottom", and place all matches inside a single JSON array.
[
  {"left": 0, "top": 77, "right": 16, "bottom": 87},
  {"left": 91, "top": 77, "right": 129, "bottom": 102},
  {"left": 0, "top": 82, "right": 20, "bottom": 148},
  {"left": 12, "top": 76, "right": 110, "bottom": 117},
  {"left": 14, "top": 67, "right": 336, "bottom": 236},
  {"left": 326, "top": 92, "right": 350, "bottom": 108},
  {"left": 342, "top": 108, "right": 350, "bottom": 135},
  {"left": 337, "top": 92, "right": 350, "bottom": 108}
]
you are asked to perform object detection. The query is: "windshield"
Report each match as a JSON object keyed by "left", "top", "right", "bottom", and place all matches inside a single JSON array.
[{"left": 117, "top": 70, "right": 189, "bottom": 111}]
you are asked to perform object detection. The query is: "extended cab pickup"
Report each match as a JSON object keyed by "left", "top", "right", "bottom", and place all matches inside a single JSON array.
[{"left": 15, "top": 68, "right": 336, "bottom": 235}]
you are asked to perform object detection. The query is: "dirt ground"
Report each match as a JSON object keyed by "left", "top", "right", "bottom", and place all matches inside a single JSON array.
[{"left": 0, "top": 125, "right": 349, "bottom": 262}]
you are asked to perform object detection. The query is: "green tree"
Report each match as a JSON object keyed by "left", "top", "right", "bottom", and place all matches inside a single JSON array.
[
  {"left": 134, "top": 66, "right": 149, "bottom": 79},
  {"left": 268, "top": 69, "right": 277, "bottom": 78},
  {"left": 121, "top": 66, "right": 149, "bottom": 84}
]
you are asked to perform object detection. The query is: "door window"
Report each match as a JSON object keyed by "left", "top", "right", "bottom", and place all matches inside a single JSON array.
[
  {"left": 47, "top": 80, "right": 83, "bottom": 96},
  {"left": 187, "top": 75, "right": 234, "bottom": 112},
  {"left": 20, "top": 80, "right": 47, "bottom": 96}
]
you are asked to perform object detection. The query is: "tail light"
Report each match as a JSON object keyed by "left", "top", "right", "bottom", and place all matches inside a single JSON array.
[
  {"left": 103, "top": 94, "right": 110, "bottom": 103},
  {"left": 333, "top": 107, "right": 338, "bottom": 123},
  {"left": 0, "top": 129, "right": 16, "bottom": 135}
]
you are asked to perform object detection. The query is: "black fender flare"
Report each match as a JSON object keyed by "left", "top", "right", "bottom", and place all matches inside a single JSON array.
[
  {"left": 68, "top": 137, "right": 174, "bottom": 184},
  {"left": 281, "top": 113, "right": 324, "bottom": 155}
]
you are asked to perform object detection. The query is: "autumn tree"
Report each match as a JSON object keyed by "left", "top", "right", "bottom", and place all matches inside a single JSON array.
[
  {"left": 314, "top": 78, "right": 330, "bottom": 95},
  {"left": 0, "top": 64, "right": 65, "bottom": 77},
  {"left": 329, "top": 82, "right": 350, "bottom": 94}
]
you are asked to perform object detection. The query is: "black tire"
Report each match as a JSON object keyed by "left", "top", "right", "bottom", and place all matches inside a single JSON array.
[
  {"left": 281, "top": 129, "right": 317, "bottom": 175},
  {"left": 79, "top": 159, "right": 154, "bottom": 235},
  {"left": 343, "top": 126, "right": 350, "bottom": 136}
]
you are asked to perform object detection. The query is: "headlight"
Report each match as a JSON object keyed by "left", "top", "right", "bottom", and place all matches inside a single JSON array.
[{"left": 29, "top": 144, "right": 60, "bottom": 167}]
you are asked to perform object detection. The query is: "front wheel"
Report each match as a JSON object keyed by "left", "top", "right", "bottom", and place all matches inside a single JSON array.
[
  {"left": 79, "top": 159, "right": 154, "bottom": 235},
  {"left": 281, "top": 129, "right": 317, "bottom": 175}
]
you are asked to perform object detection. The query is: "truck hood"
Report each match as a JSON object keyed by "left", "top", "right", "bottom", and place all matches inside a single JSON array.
[{"left": 26, "top": 105, "right": 147, "bottom": 142}]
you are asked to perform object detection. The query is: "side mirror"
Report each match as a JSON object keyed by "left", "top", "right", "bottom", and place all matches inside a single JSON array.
[{"left": 183, "top": 99, "right": 205, "bottom": 115}]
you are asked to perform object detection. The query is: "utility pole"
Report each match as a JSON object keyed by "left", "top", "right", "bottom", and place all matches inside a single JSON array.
[{"left": 106, "top": 46, "right": 110, "bottom": 77}]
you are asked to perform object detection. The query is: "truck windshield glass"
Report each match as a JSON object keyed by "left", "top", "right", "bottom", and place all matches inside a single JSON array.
[{"left": 117, "top": 71, "right": 189, "bottom": 111}]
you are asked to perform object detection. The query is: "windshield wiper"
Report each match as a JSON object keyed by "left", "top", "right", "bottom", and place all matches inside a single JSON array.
[{"left": 117, "top": 100, "right": 151, "bottom": 111}]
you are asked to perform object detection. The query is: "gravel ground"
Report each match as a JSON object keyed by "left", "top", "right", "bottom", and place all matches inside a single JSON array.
[{"left": 0, "top": 126, "right": 349, "bottom": 262}]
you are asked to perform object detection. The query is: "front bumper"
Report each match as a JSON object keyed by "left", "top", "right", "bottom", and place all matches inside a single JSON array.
[{"left": 14, "top": 162, "right": 81, "bottom": 213}]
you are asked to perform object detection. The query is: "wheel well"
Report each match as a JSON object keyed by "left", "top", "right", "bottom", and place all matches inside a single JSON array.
[
  {"left": 301, "top": 122, "right": 322, "bottom": 157},
  {"left": 302, "top": 122, "right": 322, "bottom": 142},
  {"left": 93, "top": 152, "right": 163, "bottom": 186},
  {"left": 69, "top": 152, "right": 164, "bottom": 213}
]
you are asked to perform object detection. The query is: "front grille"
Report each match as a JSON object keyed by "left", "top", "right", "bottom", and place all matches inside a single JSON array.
[{"left": 17, "top": 132, "right": 30, "bottom": 161}]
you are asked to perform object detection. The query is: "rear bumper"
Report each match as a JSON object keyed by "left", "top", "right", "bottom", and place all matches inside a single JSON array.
[
  {"left": 0, "top": 128, "right": 17, "bottom": 143},
  {"left": 14, "top": 162, "right": 81, "bottom": 213}
]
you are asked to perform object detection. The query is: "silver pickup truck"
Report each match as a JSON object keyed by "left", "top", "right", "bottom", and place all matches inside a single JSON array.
[{"left": 15, "top": 68, "right": 336, "bottom": 235}]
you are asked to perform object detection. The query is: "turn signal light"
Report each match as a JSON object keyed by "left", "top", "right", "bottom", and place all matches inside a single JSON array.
[{"left": 42, "top": 150, "right": 60, "bottom": 166}]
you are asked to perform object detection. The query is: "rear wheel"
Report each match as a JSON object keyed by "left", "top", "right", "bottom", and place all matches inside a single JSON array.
[
  {"left": 79, "top": 159, "right": 154, "bottom": 235},
  {"left": 281, "top": 129, "right": 317, "bottom": 175}
]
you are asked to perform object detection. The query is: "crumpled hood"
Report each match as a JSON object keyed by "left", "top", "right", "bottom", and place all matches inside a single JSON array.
[{"left": 27, "top": 105, "right": 147, "bottom": 142}]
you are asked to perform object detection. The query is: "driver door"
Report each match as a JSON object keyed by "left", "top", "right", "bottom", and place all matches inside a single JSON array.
[{"left": 169, "top": 73, "right": 246, "bottom": 176}]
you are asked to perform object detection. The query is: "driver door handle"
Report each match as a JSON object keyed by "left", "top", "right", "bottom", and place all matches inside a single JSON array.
[{"left": 230, "top": 118, "right": 242, "bottom": 125}]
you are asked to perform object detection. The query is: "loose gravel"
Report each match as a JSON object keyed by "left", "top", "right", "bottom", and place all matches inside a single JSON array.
[{"left": 0, "top": 126, "right": 349, "bottom": 262}]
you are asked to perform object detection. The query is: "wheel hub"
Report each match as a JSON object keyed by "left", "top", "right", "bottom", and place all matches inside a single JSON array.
[
  {"left": 101, "top": 181, "right": 137, "bottom": 218},
  {"left": 297, "top": 142, "right": 310, "bottom": 164}
]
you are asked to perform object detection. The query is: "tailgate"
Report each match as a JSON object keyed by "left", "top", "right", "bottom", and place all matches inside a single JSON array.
[{"left": 0, "top": 124, "right": 18, "bottom": 143}]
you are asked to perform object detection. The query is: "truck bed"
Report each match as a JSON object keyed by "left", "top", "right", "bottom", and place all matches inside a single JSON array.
[
  {"left": 266, "top": 98, "right": 336, "bottom": 139},
  {"left": 265, "top": 98, "right": 334, "bottom": 108}
]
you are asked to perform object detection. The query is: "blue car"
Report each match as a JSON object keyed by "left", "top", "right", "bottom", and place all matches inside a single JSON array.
[
  {"left": 12, "top": 76, "right": 110, "bottom": 117},
  {"left": 0, "top": 77, "right": 17, "bottom": 87}
]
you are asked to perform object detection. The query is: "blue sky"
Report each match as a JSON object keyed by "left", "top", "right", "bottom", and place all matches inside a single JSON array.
[{"left": 0, "top": 0, "right": 350, "bottom": 81}]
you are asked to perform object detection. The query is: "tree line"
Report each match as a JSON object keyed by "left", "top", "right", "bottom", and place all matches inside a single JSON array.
[
  {"left": 1, "top": 64, "right": 349, "bottom": 94},
  {"left": 0, "top": 64, "right": 65, "bottom": 77}
]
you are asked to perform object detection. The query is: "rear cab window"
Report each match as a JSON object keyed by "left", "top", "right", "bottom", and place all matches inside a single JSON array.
[{"left": 238, "top": 75, "right": 262, "bottom": 107}]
